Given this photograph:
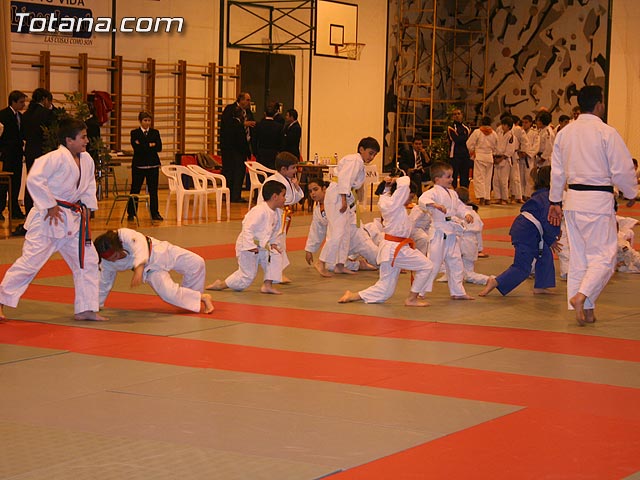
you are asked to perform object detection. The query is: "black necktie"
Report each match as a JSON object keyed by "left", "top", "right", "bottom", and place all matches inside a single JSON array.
[
  {"left": 143, "top": 130, "right": 148, "bottom": 137},
  {"left": 15, "top": 112, "right": 21, "bottom": 130},
  {"left": 415, "top": 150, "right": 422, "bottom": 169}
]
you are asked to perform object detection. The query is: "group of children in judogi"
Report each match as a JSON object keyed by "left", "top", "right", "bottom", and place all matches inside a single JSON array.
[{"left": 0, "top": 125, "right": 636, "bottom": 322}]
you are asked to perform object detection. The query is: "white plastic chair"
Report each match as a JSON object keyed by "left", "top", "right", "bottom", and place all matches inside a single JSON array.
[
  {"left": 161, "top": 165, "right": 210, "bottom": 224},
  {"left": 244, "top": 161, "right": 269, "bottom": 208},
  {"left": 186, "top": 164, "right": 231, "bottom": 222},
  {"left": 252, "top": 162, "right": 277, "bottom": 175}
]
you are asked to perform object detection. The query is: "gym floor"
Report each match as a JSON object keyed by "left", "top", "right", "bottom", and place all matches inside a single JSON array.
[{"left": 1, "top": 190, "right": 639, "bottom": 479}]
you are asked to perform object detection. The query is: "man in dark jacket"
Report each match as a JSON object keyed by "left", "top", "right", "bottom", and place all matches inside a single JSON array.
[
  {"left": 254, "top": 101, "right": 283, "bottom": 170},
  {"left": 0, "top": 90, "right": 27, "bottom": 221},
  {"left": 399, "top": 135, "right": 431, "bottom": 189},
  {"left": 447, "top": 108, "right": 472, "bottom": 188},
  {"left": 280, "top": 108, "right": 301, "bottom": 160},
  {"left": 221, "top": 92, "right": 255, "bottom": 202}
]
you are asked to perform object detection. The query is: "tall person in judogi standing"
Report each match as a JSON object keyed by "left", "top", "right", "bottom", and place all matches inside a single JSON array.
[
  {"left": 0, "top": 118, "right": 106, "bottom": 321},
  {"left": 548, "top": 85, "right": 638, "bottom": 326}
]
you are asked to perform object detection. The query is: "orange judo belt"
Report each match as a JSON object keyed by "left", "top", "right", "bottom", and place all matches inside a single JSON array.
[
  {"left": 384, "top": 234, "right": 415, "bottom": 267},
  {"left": 281, "top": 205, "right": 294, "bottom": 234}
]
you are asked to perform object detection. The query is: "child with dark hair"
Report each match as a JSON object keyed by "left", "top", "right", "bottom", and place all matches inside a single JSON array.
[
  {"left": 0, "top": 118, "right": 105, "bottom": 321},
  {"left": 207, "top": 180, "right": 287, "bottom": 294},
  {"left": 316, "top": 137, "right": 380, "bottom": 276},
  {"left": 129, "top": 111, "right": 163, "bottom": 221},
  {"left": 95, "top": 229, "right": 213, "bottom": 314},
  {"left": 479, "top": 166, "right": 561, "bottom": 297}
]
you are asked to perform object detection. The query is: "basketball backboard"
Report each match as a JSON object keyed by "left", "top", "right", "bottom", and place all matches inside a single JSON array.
[{"left": 315, "top": 0, "right": 358, "bottom": 59}]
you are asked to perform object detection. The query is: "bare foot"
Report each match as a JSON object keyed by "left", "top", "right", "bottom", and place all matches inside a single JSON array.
[
  {"left": 584, "top": 309, "right": 596, "bottom": 324},
  {"left": 205, "top": 279, "right": 227, "bottom": 291},
  {"left": 280, "top": 275, "right": 292, "bottom": 284},
  {"left": 334, "top": 265, "right": 357, "bottom": 275},
  {"left": 313, "top": 262, "right": 333, "bottom": 277},
  {"left": 260, "top": 284, "right": 282, "bottom": 295},
  {"left": 533, "top": 288, "right": 555, "bottom": 295},
  {"left": 478, "top": 276, "right": 497, "bottom": 297},
  {"left": 358, "top": 258, "right": 378, "bottom": 271},
  {"left": 405, "top": 297, "right": 430, "bottom": 307},
  {"left": 74, "top": 311, "right": 108, "bottom": 321},
  {"left": 201, "top": 294, "right": 215, "bottom": 313},
  {"left": 338, "top": 290, "right": 361, "bottom": 303},
  {"left": 477, "top": 252, "right": 489, "bottom": 258},
  {"left": 0, "top": 304, "right": 6, "bottom": 321},
  {"left": 451, "top": 294, "right": 475, "bottom": 300},
  {"left": 569, "top": 293, "right": 587, "bottom": 326}
]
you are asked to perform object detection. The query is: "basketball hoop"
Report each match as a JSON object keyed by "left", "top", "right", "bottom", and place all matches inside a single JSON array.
[{"left": 335, "top": 42, "right": 366, "bottom": 60}]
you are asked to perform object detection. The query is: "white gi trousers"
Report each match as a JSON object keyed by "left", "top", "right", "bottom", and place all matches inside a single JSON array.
[
  {"left": 508, "top": 155, "right": 523, "bottom": 200},
  {"left": 226, "top": 249, "right": 282, "bottom": 291},
  {"left": 564, "top": 210, "right": 617, "bottom": 310},
  {"left": 319, "top": 183, "right": 355, "bottom": 265},
  {"left": 0, "top": 221, "right": 99, "bottom": 314},
  {"left": 518, "top": 158, "right": 535, "bottom": 197},
  {"left": 492, "top": 160, "right": 511, "bottom": 200},
  {"left": 144, "top": 244, "right": 205, "bottom": 312},
  {"left": 423, "top": 231, "right": 467, "bottom": 296},
  {"left": 473, "top": 158, "right": 493, "bottom": 200},
  {"left": 359, "top": 244, "right": 432, "bottom": 303}
]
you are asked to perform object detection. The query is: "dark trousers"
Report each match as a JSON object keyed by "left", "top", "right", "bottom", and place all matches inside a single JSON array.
[
  {"left": 127, "top": 166, "right": 159, "bottom": 217},
  {"left": 0, "top": 158, "right": 23, "bottom": 217},
  {"left": 23, "top": 155, "right": 36, "bottom": 215},
  {"left": 496, "top": 239, "right": 556, "bottom": 295},
  {"left": 222, "top": 149, "right": 248, "bottom": 201},
  {"left": 450, "top": 155, "right": 470, "bottom": 188}
]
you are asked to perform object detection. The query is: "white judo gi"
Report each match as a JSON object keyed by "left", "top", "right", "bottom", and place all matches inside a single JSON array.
[
  {"left": 521, "top": 127, "right": 540, "bottom": 197},
  {"left": 537, "top": 125, "right": 555, "bottom": 167},
  {"left": 409, "top": 204, "right": 433, "bottom": 255},
  {"left": 460, "top": 207, "right": 489, "bottom": 285},
  {"left": 259, "top": 171, "right": 304, "bottom": 271},
  {"left": 466, "top": 126, "right": 497, "bottom": 200},
  {"left": 319, "top": 153, "right": 366, "bottom": 266},
  {"left": 304, "top": 202, "right": 378, "bottom": 270},
  {"left": 509, "top": 125, "right": 529, "bottom": 201},
  {"left": 494, "top": 127, "right": 519, "bottom": 201},
  {"left": 99, "top": 228, "right": 205, "bottom": 312},
  {"left": 358, "top": 176, "right": 433, "bottom": 303},
  {"left": 550, "top": 113, "right": 638, "bottom": 311},
  {"left": 418, "top": 184, "right": 470, "bottom": 297},
  {"left": 0, "top": 145, "right": 99, "bottom": 314},
  {"left": 225, "top": 202, "right": 283, "bottom": 290}
]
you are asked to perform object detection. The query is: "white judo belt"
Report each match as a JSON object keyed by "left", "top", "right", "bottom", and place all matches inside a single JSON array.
[{"left": 520, "top": 210, "right": 544, "bottom": 256}]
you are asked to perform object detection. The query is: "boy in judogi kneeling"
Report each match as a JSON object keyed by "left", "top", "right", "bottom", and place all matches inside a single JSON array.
[{"left": 207, "top": 180, "right": 286, "bottom": 294}]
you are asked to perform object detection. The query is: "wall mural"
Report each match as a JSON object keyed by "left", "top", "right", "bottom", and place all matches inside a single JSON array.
[{"left": 384, "top": 0, "right": 609, "bottom": 168}]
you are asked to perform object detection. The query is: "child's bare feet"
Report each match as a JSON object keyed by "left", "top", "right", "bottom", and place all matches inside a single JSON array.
[
  {"left": 569, "top": 293, "right": 587, "bottom": 326},
  {"left": 357, "top": 258, "right": 378, "bottom": 271},
  {"left": 205, "top": 279, "right": 227, "bottom": 291},
  {"left": 405, "top": 293, "right": 430, "bottom": 307},
  {"left": 533, "top": 288, "right": 555, "bottom": 295},
  {"left": 584, "top": 308, "right": 596, "bottom": 324},
  {"left": 313, "top": 261, "right": 332, "bottom": 277},
  {"left": 74, "top": 311, "right": 108, "bottom": 321},
  {"left": 334, "top": 264, "right": 356, "bottom": 275},
  {"left": 338, "top": 290, "right": 361, "bottom": 303},
  {"left": 260, "top": 282, "right": 282, "bottom": 295},
  {"left": 477, "top": 252, "right": 489, "bottom": 258},
  {"left": 451, "top": 294, "right": 475, "bottom": 300},
  {"left": 478, "top": 276, "right": 497, "bottom": 296},
  {"left": 280, "top": 275, "right": 292, "bottom": 284},
  {"left": 201, "top": 294, "right": 215, "bottom": 313}
]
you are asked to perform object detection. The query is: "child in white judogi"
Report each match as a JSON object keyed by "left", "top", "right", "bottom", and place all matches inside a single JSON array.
[
  {"left": 339, "top": 175, "right": 433, "bottom": 306},
  {"left": 207, "top": 181, "right": 285, "bottom": 294},
  {"left": 493, "top": 116, "right": 519, "bottom": 204},
  {"left": 535, "top": 111, "right": 555, "bottom": 167},
  {"left": 509, "top": 116, "right": 530, "bottom": 203},
  {"left": 520, "top": 115, "right": 540, "bottom": 199},
  {"left": 616, "top": 216, "right": 640, "bottom": 273},
  {"left": 466, "top": 116, "right": 497, "bottom": 205},
  {"left": 304, "top": 178, "right": 377, "bottom": 272},
  {"left": 95, "top": 228, "right": 214, "bottom": 313},
  {"left": 363, "top": 218, "right": 385, "bottom": 246},
  {"left": 418, "top": 162, "right": 475, "bottom": 300},
  {"left": 260, "top": 152, "right": 304, "bottom": 281},
  {"left": 409, "top": 203, "right": 433, "bottom": 255},
  {"left": 0, "top": 118, "right": 105, "bottom": 322},
  {"left": 456, "top": 187, "right": 489, "bottom": 285},
  {"left": 316, "top": 137, "right": 380, "bottom": 276}
]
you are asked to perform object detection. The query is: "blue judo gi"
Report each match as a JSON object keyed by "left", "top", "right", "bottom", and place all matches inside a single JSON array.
[{"left": 496, "top": 188, "right": 561, "bottom": 295}]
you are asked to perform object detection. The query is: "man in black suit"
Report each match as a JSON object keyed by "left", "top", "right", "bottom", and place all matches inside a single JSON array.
[
  {"left": 128, "top": 111, "right": 163, "bottom": 220},
  {"left": 0, "top": 90, "right": 27, "bottom": 221},
  {"left": 399, "top": 136, "right": 431, "bottom": 189},
  {"left": 448, "top": 108, "right": 472, "bottom": 188},
  {"left": 221, "top": 92, "right": 255, "bottom": 202},
  {"left": 280, "top": 108, "right": 301, "bottom": 160},
  {"left": 22, "top": 88, "right": 55, "bottom": 217},
  {"left": 254, "top": 101, "right": 283, "bottom": 170}
]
